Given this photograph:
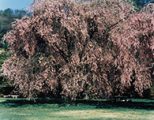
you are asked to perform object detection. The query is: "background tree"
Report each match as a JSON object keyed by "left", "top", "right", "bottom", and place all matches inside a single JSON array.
[
  {"left": 2, "top": 0, "right": 154, "bottom": 99},
  {"left": 130, "top": 0, "right": 150, "bottom": 9}
]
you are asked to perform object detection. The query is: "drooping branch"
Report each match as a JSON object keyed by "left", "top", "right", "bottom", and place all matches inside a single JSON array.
[{"left": 2, "top": 0, "right": 153, "bottom": 99}]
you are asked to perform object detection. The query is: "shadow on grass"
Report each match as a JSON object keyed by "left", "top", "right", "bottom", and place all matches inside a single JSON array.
[
  {"left": 0, "top": 98, "right": 64, "bottom": 106},
  {"left": 73, "top": 99, "right": 154, "bottom": 110},
  {"left": 0, "top": 98, "right": 154, "bottom": 110},
  {"left": 96, "top": 101, "right": 154, "bottom": 110}
]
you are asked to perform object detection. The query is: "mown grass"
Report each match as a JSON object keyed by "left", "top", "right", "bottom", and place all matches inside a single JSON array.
[{"left": 0, "top": 98, "right": 154, "bottom": 120}]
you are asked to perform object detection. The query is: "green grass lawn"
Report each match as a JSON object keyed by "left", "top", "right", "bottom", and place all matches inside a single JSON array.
[{"left": 0, "top": 98, "right": 154, "bottom": 120}]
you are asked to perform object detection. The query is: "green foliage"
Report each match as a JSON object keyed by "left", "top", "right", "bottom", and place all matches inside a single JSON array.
[
  {"left": 0, "top": 49, "right": 9, "bottom": 67},
  {"left": 0, "top": 49, "right": 10, "bottom": 95},
  {"left": 129, "top": 0, "right": 151, "bottom": 10}
]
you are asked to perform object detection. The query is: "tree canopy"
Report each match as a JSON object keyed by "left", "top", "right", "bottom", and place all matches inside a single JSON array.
[{"left": 2, "top": 0, "right": 154, "bottom": 99}]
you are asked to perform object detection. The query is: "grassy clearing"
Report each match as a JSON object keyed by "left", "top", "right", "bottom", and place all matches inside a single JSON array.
[{"left": 0, "top": 98, "right": 154, "bottom": 120}]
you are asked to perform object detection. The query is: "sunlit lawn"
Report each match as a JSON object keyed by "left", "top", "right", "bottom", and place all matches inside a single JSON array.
[{"left": 0, "top": 98, "right": 154, "bottom": 120}]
